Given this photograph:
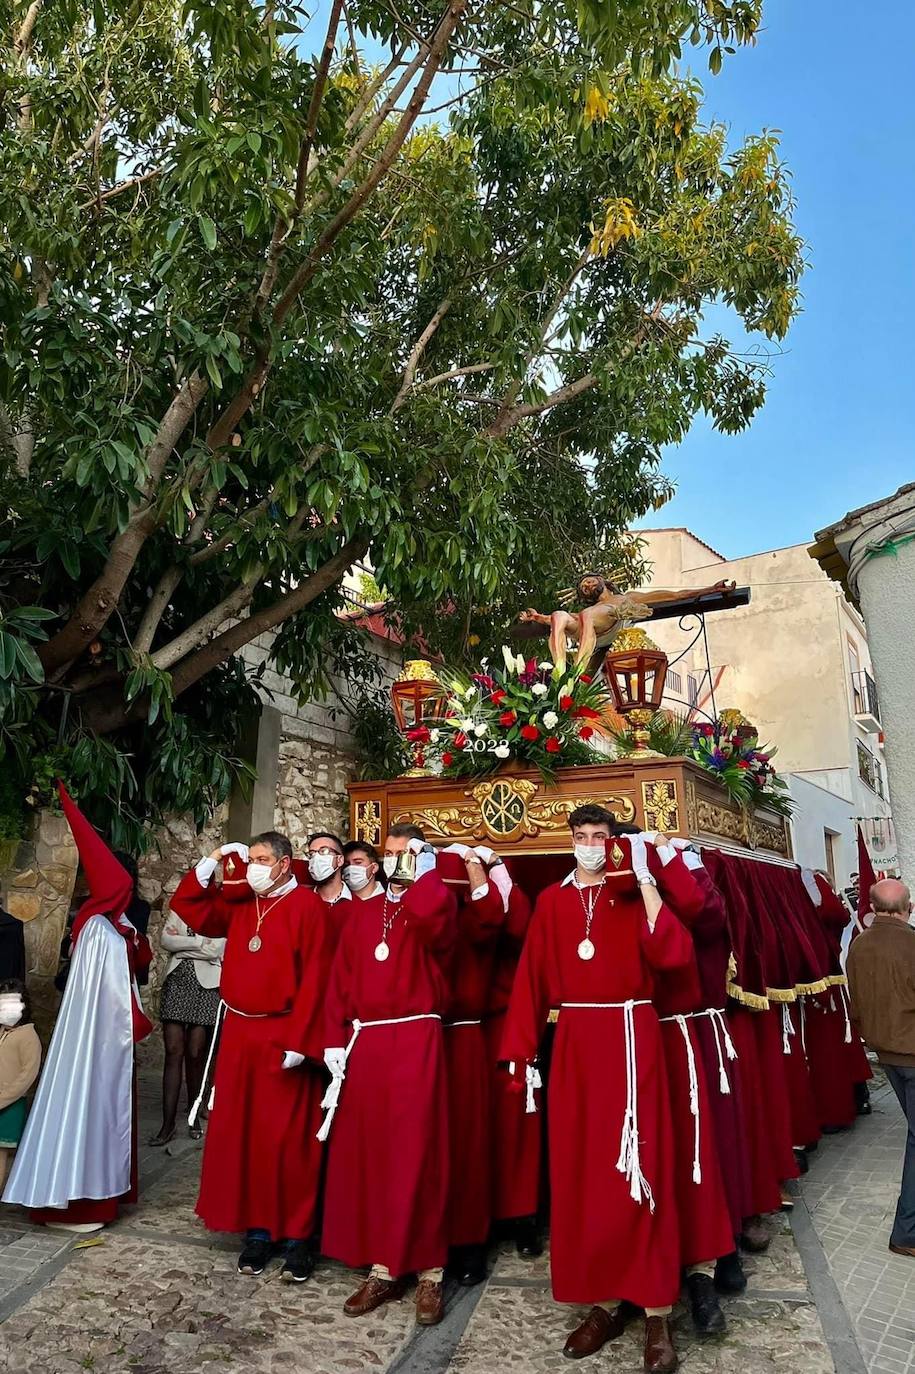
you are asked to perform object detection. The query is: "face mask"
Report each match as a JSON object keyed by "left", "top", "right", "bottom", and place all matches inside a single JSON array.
[
  {"left": 247, "top": 862, "right": 278, "bottom": 894},
  {"left": 574, "top": 843, "right": 606, "bottom": 872},
  {"left": 0, "top": 998, "right": 24, "bottom": 1028},
  {"left": 308, "top": 853, "right": 338, "bottom": 884},
  {"left": 382, "top": 855, "right": 398, "bottom": 878},
  {"left": 344, "top": 865, "right": 372, "bottom": 892}
]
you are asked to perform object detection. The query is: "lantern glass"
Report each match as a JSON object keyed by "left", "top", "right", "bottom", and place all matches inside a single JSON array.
[
  {"left": 390, "top": 660, "right": 447, "bottom": 731},
  {"left": 603, "top": 648, "right": 668, "bottom": 715}
]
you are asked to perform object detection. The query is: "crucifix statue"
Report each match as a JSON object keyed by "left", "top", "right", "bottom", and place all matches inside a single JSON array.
[{"left": 518, "top": 572, "right": 738, "bottom": 677}]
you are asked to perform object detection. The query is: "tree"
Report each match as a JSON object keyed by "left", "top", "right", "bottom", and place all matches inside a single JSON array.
[{"left": 0, "top": 0, "right": 801, "bottom": 845}]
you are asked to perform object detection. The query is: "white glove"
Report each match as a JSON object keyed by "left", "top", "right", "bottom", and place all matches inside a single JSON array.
[
  {"left": 654, "top": 843, "right": 677, "bottom": 867},
  {"left": 407, "top": 837, "right": 426, "bottom": 856},
  {"left": 474, "top": 845, "right": 497, "bottom": 866},
  {"left": 282, "top": 1050, "right": 305, "bottom": 1070},
  {"left": 415, "top": 846, "right": 437, "bottom": 880},
  {"left": 324, "top": 1047, "right": 346, "bottom": 1077},
  {"left": 629, "top": 833, "right": 652, "bottom": 885},
  {"left": 220, "top": 842, "right": 250, "bottom": 862},
  {"left": 681, "top": 848, "right": 703, "bottom": 872},
  {"left": 442, "top": 842, "right": 472, "bottom": 860}
]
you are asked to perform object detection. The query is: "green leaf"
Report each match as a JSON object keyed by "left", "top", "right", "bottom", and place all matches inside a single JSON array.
[{"left": 198, "top": 214, "right": 218, "bottom": 250}]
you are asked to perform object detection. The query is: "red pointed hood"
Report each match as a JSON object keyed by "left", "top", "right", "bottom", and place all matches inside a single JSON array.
[{"left": 58, "top": 782, "right": 133, "bottom": 932}]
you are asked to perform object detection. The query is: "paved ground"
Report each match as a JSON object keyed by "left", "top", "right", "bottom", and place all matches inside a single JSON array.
[
  {"left": 0, "top": 1057, "right": 907, "bottom": 1374},
  {"left": 802, "top": 1066, "right": 915, "bottom": 1374}
]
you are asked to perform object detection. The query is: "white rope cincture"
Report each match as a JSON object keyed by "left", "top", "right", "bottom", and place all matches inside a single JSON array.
[
  {"left": 525, "top": 1063, "right": 543, "bottom": 1115},
  {"left": 316, "top": 1013, "right": 442, "bottom": 1142},
  {"left": 560, "top": 1000, "right": 654, "bottom": 1209},
  {"left": 781, "top": 1002, "right": 795, "bottom": 1055},
  {"left": 189, "top": 999, "right": 227, "bottom": 1126},
  {"left": 839, "top": 983, "right": 853, "bottom": 1044},
  {"left": 704, "top": 1008, "right": 738, "bottom": 1095},
  {"left": 673, "top": 1015, "right": 702, "bottom": 1184},
  {"left": 798, "top": 997, "right": 808, "bottom": 1058}
]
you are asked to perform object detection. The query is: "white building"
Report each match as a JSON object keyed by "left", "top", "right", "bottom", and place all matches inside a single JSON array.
[{"left": 635, "top": 528, "right": 895, "bottom": 887}]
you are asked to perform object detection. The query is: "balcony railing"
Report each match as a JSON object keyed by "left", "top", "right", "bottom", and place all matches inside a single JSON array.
[
  {"left": 852, "top": 669, "right": 880, "bottom": 725},
  {"left": 857, "top": 738, "right": 885, "bottom": 799}
]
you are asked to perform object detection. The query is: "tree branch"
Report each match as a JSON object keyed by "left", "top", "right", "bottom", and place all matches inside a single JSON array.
[
  {"left": 15, "top": 0, "right": 42, "bottom": 54},
  {"left": 485, "top": 373, "right": 598, "bottom": 437},
  {"left": 77, "top": 168, "right": 163, "bottom": 212},
  {"left": 389, "top": 297, "right": 451, "bottom": 413}
]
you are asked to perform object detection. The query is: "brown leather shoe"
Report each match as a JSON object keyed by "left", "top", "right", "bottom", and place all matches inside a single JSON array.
[
  {"left": 343, "top": 1275, "right": 407, "bottom": 1317},
  {"left": 644, "top": 1315, "right": 678, "bottom": 1374},
  {"left": 563, "top": 1304, "right": 630, "bottom": 1359},
  {"left": 415, "top": 1279, "right": 445, "bottom": 1325},
  {"left": 889, "top": 1242, "right": 915, "bottom": 1258}
]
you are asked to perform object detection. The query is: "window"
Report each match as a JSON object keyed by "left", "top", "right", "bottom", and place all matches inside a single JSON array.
[
  {"left": 687, "top": 673, "right": 698, "bottom": 706},
  {"left": 823, "top": 830, "right": 839, "bottom": 888}
]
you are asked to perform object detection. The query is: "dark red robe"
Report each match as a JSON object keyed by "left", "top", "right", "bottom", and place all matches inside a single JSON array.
[
  {"left": 651, "top": 853, "right": 736, "bottom": 1268},
  {"left": 500, "top": 876, "right": 693, "bottom": 1307},
  {"left": 170, "top": 871, "right": 336, "bottom": 1239},
  {"left": 321, "top": 873, "right": 457, "bottom": 1277},
  {"left": 446, "top": 881, "right": 505, "bottom": 1247},
  {"left": 484, "top": 882, "right": 540, "bottom": 1223}
]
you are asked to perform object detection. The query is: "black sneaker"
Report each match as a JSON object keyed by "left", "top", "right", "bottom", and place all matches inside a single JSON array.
[
  {"left": 515, "top": 1216, "right": 544, "bottom": 1259},
  {"left": 281, "top": 1241, "right": 316, "bottom": 1283},
  {"left": 714, "top": 1250, "right": 747, "bottom": 1295},
  {"left": 687, "top": 1272, "right": 727, "bottom": 1335},
  {"left": 794, "top": 1147, "right": 810, "bottom": 1175},
  {"left": 455, "top": 1242, "right": 487, "bottom": 1287},
  {"left": 237, "top": 1237, "right": 272, "bottom": 1276}
]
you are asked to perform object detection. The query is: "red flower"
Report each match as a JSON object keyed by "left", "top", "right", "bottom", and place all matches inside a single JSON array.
[
  {"left": 581, "top": 675, "right": 593, "bottom": 684},
  {"left": 520, "top": 724, "right": 540, "bottom": 741},
  {"left": 407, "top": 725, "right": 431, "bottom": 743},
  {"left": 579, "top": 725, "right": 594, "bottom": 741},
  {"left": 454, "top": 731, "right": 468, "bottom": 749},
  {"left": 441, "top": 751, "right": 454, "bottom": 767},
  {"left": 545, "top": 735, "right": 562, "bottom": 754},
  {"left": 572, "top": 705, "right": 601, "bottom": 720},
  {"left": 559, "top": 695, "right": 574, "bottom": 711},
  {"left": 490, "top": 688, "right": 507, "bottom": 705},
  {"left": 414, "top": 751, "right": 425, "bottom": 767},
  {"left": 499, "top": 709, "right": 517, "bottom": 726},
  {"left": 737, "top": 760, "right": 749, "bottom": 769}
]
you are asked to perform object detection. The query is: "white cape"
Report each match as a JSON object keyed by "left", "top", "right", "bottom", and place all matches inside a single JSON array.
[{"left": 4, "top": 914, "right": 134, "bottom": 1208}]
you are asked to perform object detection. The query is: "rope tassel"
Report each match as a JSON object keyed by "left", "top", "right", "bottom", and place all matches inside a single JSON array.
[
  {"left": 615, "top": 1001, "right": 655, "bottom": 1209},
  {"left": 525, "top": 1063, "right": 542, "bottom": 1115},
  {"left": 707, "top": 1009, "right": 736, "bottom": 1095},
  {"left": 781, "top": 1002, "right": 795, "bottom": 1055},
  {"left": 674, "top": 1015, "right": 702, "bottom": 1185}
]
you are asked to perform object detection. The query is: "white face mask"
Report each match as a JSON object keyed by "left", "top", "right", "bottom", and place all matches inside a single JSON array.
[
  {"left": 574, "top": 843, "right": 606, "bottom": 872},
  {"left": 0, "top": 997, "right": 24, "bottom": 1028},
  {"left": 344, "top": 865, "right": 373, "bottom": 892},
  {"left": 382, "top": 855, "right": 398, "bottom": 878},
  {"left": 247, "top": 861, "right": 280, "bottom": 894},
  {"left": 308, "top": 853, "right": 338, "bottom": 884}
]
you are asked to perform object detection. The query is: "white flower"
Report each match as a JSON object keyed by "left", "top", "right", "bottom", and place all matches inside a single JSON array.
[
  {"left": 474, "top": 723, "right": 487, "bottom": 737},
  {"left": 460, "top": 718, "right": 474, "bottom": 732},
  {"left": 543, "top": 710, "right": 559, "bottom": 729},
  {"left": 464, "top": 684, "right": 477, "bottom": 699},
  {"left": 430, "top": 729, "right": 440, "bottom": 743},
  {"left": 532, "top": 683, "right": 548, "bottom": 697},
  {"left": 502, "top": 645, "right": 517, "bottom": 674},
  {"left": 494, "top": 743, "right": 511, "bottom": 759},
  {"left": 515, "top": 652, "right": 527, "bottom": 674},
  {"left": 538, "top": 661, "right": 553, "bottom": 672}
]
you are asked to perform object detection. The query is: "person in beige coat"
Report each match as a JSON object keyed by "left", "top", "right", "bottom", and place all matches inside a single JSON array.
[
  {"left": 0, "top": 980, "right": 42, "bottom": 1187},
  {"left": 149, "top": 913, "right": 225, "bottom": 1146}
]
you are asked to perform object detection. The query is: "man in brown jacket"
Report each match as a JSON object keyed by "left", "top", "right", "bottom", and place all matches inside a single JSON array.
[{"left": 847, "top": 878, "right": 915, "bottom": 1258}]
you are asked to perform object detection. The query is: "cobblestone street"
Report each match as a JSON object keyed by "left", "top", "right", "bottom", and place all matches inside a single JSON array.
[{"left": 1, "top": 1055, "right": 900, "bottom": 1374}]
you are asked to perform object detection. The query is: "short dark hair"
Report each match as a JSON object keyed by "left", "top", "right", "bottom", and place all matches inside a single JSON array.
[
  {"left": 613, "top": 822, "right": 641, "bottom": 835},
  {"left": 308, "top": 830, "right": 344, "bottom": 854},
  {"left": 0, "top": 978, "right": 32, "bottom": 1026},
  {"left": 344, "top": 840, "right": 380, "bottom": 866},
  {"left": 387, "top": 823, "right": 425, "bottom": 844},
  {"left": 250, "top": 830, "right": 293, "bottom": 862},
  {"left": 568, "top": 804, "right": 617, "bottom": 832}
]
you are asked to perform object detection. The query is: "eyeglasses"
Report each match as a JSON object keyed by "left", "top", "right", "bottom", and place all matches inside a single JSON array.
[{"left": 310, "top": 846, "right": 342, "bottom": 857}]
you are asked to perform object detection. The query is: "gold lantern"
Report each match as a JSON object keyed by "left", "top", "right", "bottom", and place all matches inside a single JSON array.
[
  {"left": 391, "top": 660, "right": 447, "bottom": 775},
  {"left": 603, "top": 628, "right": 669, "bottom": 756}
]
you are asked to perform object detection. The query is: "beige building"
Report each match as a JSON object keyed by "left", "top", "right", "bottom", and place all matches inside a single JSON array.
[{"left": 636, "top": 528, "right": 895, "bottom": 886}]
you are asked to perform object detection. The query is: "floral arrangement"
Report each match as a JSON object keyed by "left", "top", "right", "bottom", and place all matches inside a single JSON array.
[
  {"left": 407, "top": 647, "right": 612, "bottom": 780},
  {"left": 690, "top": 719, "right": 795, "bottom": 817}
]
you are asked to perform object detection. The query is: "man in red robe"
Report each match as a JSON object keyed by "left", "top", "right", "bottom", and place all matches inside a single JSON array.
[
  {"left": 501, "top": 805, "right": 692, "bottom": 1374},
  {"left": 320, "top": 824, "right": 458, "bottom": 1327},
  {"left": 483, "top": 863, "right": 542, "bottom": 1258},
  {"left": 170, "top": 830, "right": 337, "bottom": 1281},
  {"left": 439, "top": 843, "right": 507, "bottom": 1286}
]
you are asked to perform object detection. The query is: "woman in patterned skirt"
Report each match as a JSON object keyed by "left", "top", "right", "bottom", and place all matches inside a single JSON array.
[{"left": 149, "top": 913, "right": 225, "bottom": 1145}]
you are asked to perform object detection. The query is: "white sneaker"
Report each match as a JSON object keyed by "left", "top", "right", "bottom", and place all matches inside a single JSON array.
[{"left": 44, "top": 1221, "right": 105, "bottom": 1234}]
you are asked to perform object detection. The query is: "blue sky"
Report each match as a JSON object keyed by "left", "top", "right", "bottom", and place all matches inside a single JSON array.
[{"left": 636, "top": 0, "right": 915, "bottom": 556}]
